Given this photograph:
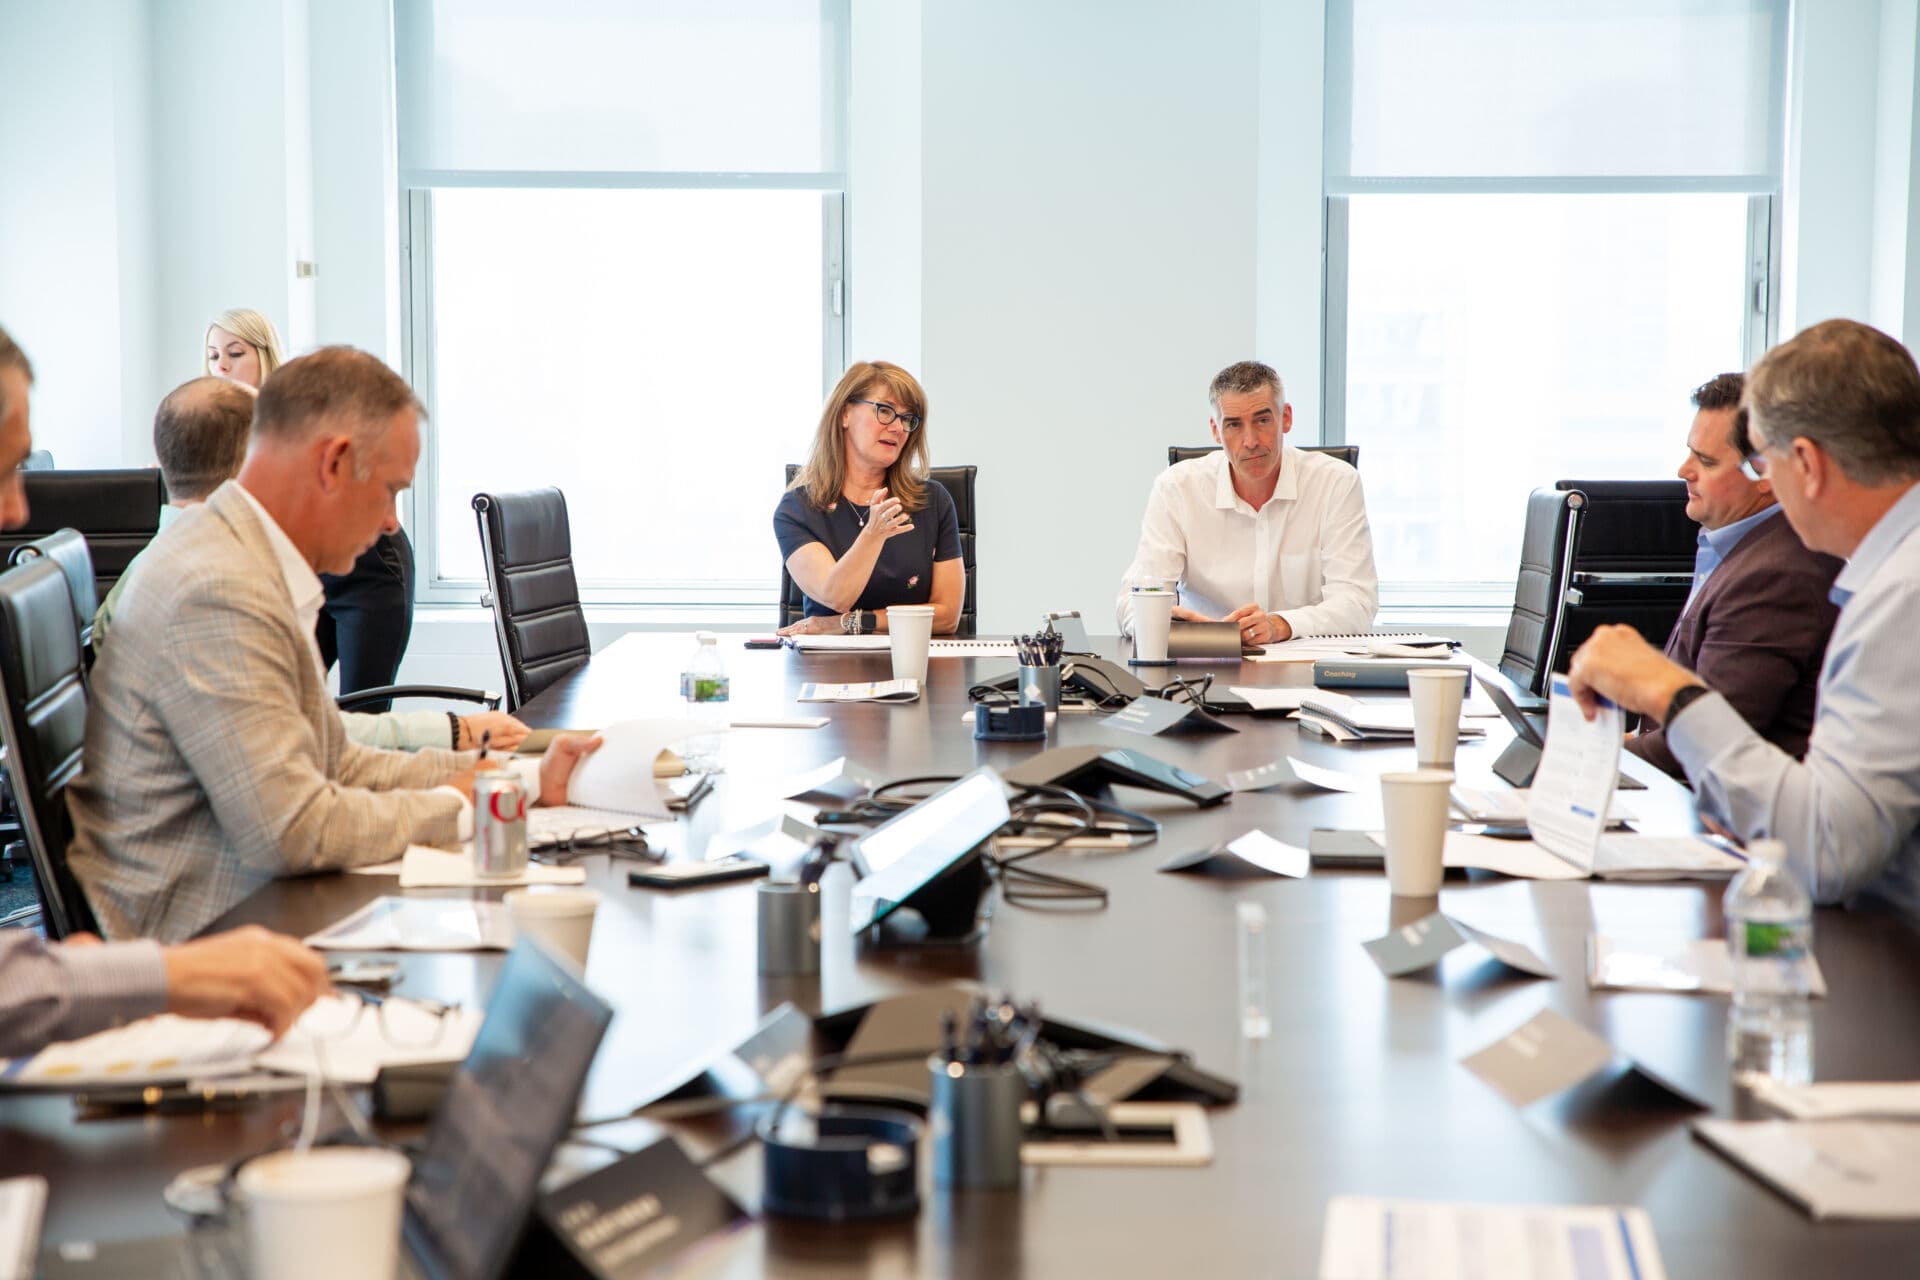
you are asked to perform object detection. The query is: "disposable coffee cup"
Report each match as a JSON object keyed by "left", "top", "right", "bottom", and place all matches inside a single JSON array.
[
  {"left": 1379, "top": 769, "right": 1454, "bottom": 896},
  {"left": 1131, "top": 587, "right": 1176, "bottom": 664},
  {"left": 238, "top": 1147, "right": 411, "bottom": 1280},
  {"left": 1407, "top": 667, "right": 1471, "bottom": 767},
  {"left": 505, "top": 887, "right": 601, "bottom": 970},
  {"left": 889, "top": 604, "right": 936, "bottom": 685}
]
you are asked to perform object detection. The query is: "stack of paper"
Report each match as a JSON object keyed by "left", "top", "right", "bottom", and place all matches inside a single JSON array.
[
  {"left": 1294, "top": 691, "right": 1486, "bottom": 742},
  {"left": 1249, "top": 632, "right": 1454, "bottom": 664},
  {"left": 788, "top": 635, "right": 1016, "bottom": 657},
  {"left": 1318, "top": 1196, "right": 1668, "bottom": 1280},
  {"left": 1693, "top": 1120, "right": 1920, "bottom": 1220},
  {"left": 1588, "top": 934, "right": 1828, "bottom": 995},
  {"left": 796, "top": 678, "right": 921, "bottom": 703}
]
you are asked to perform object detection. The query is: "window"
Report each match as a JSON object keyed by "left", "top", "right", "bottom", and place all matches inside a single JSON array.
[
  {"left": 395, "top": 0, "right": 848, "bottom": 605},
  {"left": 1323, "top": 0, "right": 1787, "bottom": 605}
]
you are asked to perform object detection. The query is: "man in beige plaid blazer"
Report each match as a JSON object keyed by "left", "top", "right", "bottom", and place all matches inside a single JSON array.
[{"left": 67, "top": 347, "right": 597, "bottom": 943}]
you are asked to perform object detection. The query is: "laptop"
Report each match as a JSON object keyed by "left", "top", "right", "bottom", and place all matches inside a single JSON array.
[{"left": 41, "top": 940, "right": 614, "bottom": 1280}]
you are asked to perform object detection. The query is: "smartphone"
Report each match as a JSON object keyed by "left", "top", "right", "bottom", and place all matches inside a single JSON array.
[
  {"left": 328, "top": 959, "right": 402, "bottom": 988},
  {"left": 745, "top": 637, "right": 785, "bottom": 650},
  {"left": 628, "top": 856, "right": 770, "bottom": 889},
  {"left": 1306, "top": 829, "right": 1385, "bottom": 867}
]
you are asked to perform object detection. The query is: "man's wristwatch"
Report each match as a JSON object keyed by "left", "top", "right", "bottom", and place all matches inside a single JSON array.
[{"left": 1663, "top": 682, "right": 1711, "bottom": 727}]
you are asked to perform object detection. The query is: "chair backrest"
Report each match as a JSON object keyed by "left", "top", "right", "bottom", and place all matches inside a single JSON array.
[
  {"left": 0, "top": 470, "right": 165, "bottom": 602},
  {"left": 0, "top": 557, "right": 100, "bottom": 938},
  {"left": 778, "top": 465, "right": 979, "bottom": 636},
  {"left": 1166, "top": 444, "right": 1360, "bottom": 469},
  {"left": 1498, "top": 479, "right": 1697, "bottom": 696},
  {"left": 472, "top": 489, "right": 592, "bottom": 711},
  {"left": 9, "top": 529, "right": 98, "bottom": 654},
  {"left": 1499, "top": 488, "right": 1584, "bottom": 696},
  {"left": 1551, "top": 479, "right": 1697, "bottom": 666}
]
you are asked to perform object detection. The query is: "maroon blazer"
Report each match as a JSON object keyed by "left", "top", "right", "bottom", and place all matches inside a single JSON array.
[{"left": 1628, "top": 508, "right": 1841, "bottom": 779}]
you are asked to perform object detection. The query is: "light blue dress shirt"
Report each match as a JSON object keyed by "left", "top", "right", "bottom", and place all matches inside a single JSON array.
[
  {"left": 1669, "top": 483, "right": 1920, "bottom": 921},
  {"left": 1682, "top": 505, "right": 1780, "bottom": 615}
]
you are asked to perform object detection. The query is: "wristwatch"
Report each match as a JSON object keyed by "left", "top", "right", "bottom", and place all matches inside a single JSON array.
[
  {"left": 841, "top": 609, "right": 872, "bottom": 635},
  {"left": 1663, "top": 682, "right": 1711, "bottom": 727}
]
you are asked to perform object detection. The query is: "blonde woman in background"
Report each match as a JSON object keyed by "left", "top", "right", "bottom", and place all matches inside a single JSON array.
[{"left": 202, "top": 307, "right": 420, "bottom": 711}]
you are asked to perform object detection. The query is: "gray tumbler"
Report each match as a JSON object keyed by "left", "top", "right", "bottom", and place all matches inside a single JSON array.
[
  {"left": 1017, "top": 663, "right": 1061, "bottom": 712},
  {"left": 757, "top": 881, "right": 821, "bottom": 976},
  {"left": 928, "top": 1056, "right": 1025, "bottom": 1190}
]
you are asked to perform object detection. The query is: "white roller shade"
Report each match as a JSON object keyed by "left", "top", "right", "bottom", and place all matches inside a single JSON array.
[
  {"left": 395, "top": 0, "right": 848, "bottom": 180},
  {"left": 1327, "top": 0, "right": 1785, "bottom": 185}
]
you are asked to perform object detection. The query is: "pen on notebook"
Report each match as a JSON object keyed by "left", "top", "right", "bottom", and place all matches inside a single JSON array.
[{"left": 681, "top": 773, "right": 715, "bottom": 811}]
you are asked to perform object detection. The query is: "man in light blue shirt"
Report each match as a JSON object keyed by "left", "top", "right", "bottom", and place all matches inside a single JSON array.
[{"left": 1571, "top": 319, "right": 1920, "bottom": 921}]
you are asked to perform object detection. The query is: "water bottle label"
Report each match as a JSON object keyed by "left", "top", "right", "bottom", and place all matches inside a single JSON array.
[
  {"left": 681, "top": 674, "right": 731, "bottom": 703},
  {"left": 1739, "top": 921, "right": 1805, "bottom": 959}
]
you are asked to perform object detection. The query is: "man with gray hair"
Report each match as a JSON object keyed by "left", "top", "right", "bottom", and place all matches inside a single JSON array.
[
  {"left": 68, "top": 346, "right": 601, "bottom": 942},
  {"left": 1570, "top": 319, "right": 1920, "bottom": 923},
  {"left": 1115, "top": 360, "right": 1378, "bottom": 643}
]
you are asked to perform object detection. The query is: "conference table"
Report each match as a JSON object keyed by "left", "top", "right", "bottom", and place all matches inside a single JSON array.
[{"left": 8, "top": 633, "right": 1920, "bottom": 1277}]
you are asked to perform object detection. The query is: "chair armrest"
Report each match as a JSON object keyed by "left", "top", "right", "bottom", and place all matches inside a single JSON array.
[{"left": 336, "top": 684, "right": 503, "bottom": 712}]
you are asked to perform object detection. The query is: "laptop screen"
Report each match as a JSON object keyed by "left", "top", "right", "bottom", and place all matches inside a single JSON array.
[{"left": 404, "top": 941, "right": 614, "bottom": 1280}]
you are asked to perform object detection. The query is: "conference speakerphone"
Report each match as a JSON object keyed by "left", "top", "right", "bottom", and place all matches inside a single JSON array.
[{"left": 1001, "top": 745, "right": 1231, "bottom": 808}]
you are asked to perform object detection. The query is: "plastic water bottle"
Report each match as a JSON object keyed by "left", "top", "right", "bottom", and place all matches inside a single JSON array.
[
  {"left": 1724, "top": 838, "right": 1814, "bottom": 1092},
  {"left": 678, "top": 631, "right": 729, "bottom": 772}
]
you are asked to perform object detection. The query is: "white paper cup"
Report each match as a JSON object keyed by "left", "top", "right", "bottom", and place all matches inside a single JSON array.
[
  {"left": 239, "top": 1147, "right": 411, "bottom": 1280},
  {"left": 1407, "top": 667, "right": 1471, "bottom": 766},
  {"left": 1380, "top": 769, "right": 1454, "bottom": 896},
  {"left": 888, "top": 604, "right": 936, "bottom": 684},
  {"left": 505, "top": 887, "right": 601, "bottom": 970},
  {"left": 1131, "top": 588, "right": 1176, "bottom": 663}
]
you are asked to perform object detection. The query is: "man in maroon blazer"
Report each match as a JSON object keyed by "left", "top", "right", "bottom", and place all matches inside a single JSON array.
[{"left": 1626, "top": 373, "right": 1842, "bottom": 779}]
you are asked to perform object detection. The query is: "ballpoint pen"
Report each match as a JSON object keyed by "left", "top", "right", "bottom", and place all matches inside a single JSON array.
[{"left": 478, "top": 729, "right": 492, "bottom": 761}]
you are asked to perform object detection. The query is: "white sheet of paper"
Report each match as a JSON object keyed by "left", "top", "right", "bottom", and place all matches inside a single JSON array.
[
  {"left": 1287, "top": 756, "right": 1362, "bottom": 794},
  {"left": 566, "top": 717, "right": 711, "bottom": 816},
  {"left": 393, "top": 846, "right": 586, "bottom": 889},
  {"left": 1450, "top": 787, "right": 1637, "bottom": 826},
  {"left": 1318, "top": 1196, "right": 1668, "bottom": 1280},
  {"left": 305, "top": 897, "right": 515, "bottom": 952},
  {"left": 796, "top": 678, "right": 921, "bottom": 703},
  {"left": 1587, "top": 935, "right": 1826, "bottom": 996},
  {"left": 725, "top": 716, "right": 830, "bottom": 729},
  {"left": 1226, "top": 685, "right": 1312, "bottom": 712},
  {"left": 0, "top": 1015, "right": 270, "bottom": 1088},
  {"left": 252, "top": 996, "right": 484, "bottom": 1084},
  {"left": 780, "top": 756, "right": 886, "bottom": 798},
  {"left": 0, "top": 1176, "right": 45, "bottom": 1280},
  {"left": 1693, "top": 1120, "right": 1920, "bottom": 1221},
  {"left": 1743, "top": 1079, "right": 1920, "bottom": 1121},
  {"left": 1591, "top": 834, "right": 1747, "bottom": 880},
  {"left": 1224, "top": 830, "right": 1309, "bottom": 878},
  {"left": 1525, "top": 677, "right": 1623, "bottom": 872},
  {"left": 1438, "top": 833, "right": 1587, "bottom": 880}
]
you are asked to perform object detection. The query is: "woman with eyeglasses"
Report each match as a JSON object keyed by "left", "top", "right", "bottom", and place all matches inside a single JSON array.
[{"left": 775, "top": 361, "right": 964, "bottom": 636}]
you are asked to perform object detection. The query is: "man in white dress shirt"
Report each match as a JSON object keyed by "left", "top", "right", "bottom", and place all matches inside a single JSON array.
[{"left": 1116, "top": 361, "right": 1379, "bottom": 644}]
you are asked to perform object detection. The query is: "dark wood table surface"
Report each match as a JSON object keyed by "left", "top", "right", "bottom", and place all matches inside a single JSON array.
[{"left": 8, "top": 634, "right": 1919, "bottom": 1277}]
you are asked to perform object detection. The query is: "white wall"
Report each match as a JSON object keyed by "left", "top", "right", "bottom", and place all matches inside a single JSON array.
[
  {"left": 921, "top": 0, "right": 1263, "bottom": 634},
  {"left": 1255, "top": 0, "right": 1327, "bottom": 436},
  {"left": 0, "top": 0, "right": 155, "bottom": 467},
  {"left": 310, "top": 0, "right": 403, "bottom": 362}
]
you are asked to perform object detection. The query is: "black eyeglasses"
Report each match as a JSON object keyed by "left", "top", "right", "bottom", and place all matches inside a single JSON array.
[
  {"left": 530, "top": 829, "right": 657, "bottom": 865},
  {"left": 849, "top": 398, "right": 922, "bottom": 432},
  {"left": 1733, "top": 409, "right": 1770, "bottom": 481}
]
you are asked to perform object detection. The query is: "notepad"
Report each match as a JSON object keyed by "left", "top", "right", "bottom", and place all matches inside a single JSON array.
[
  {"left": 0, "top": 1177, "right": 45, "bottom": 1280},
  {"left": 796, "top": 678, "right": 921, "bottom": 703}
]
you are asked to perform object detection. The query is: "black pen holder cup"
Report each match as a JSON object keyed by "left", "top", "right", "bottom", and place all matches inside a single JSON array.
[
  {"left": 757, "top": 881, "right": 821, "bottom": 977},
  {"left": 1016, "top": 662, "right": 1061, "bottom": 713},
  {"left": 928, "top": 1055, "right": 1026, "bottom": 1190}
]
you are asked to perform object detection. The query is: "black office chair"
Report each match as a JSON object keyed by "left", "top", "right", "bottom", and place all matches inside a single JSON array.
[
  {"left": 0, "top": 469, "right": 166, "bottom": 602},
  {"left": 1167, "top": 444, "right": 1360, "bottom": 469},
  {"left": 9, "top": 529, "right": 99, "bottom": 657},
  {"left": 777, "top": 464, "right": 979, "bottom": 636},
  {"left": 1497, "top": 480, "right": 1697, "bottom": 697},
  {"left": 473, "top": 489, "right": 592, "bottom": 711},
  {"left": 0, "top": 558, "right": 101, "bottom": 939}
]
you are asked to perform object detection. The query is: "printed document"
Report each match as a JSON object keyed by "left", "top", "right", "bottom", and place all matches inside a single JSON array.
[
  {"left": 1525, "top": 677, "right": 1623, "bottom": 872},
  {"left": 1319, "top": 1196, "right": 1668, "bottom": 1280},
  {"left": 1693, "top": 1120, "right": 1920, "bottom": 1220}
]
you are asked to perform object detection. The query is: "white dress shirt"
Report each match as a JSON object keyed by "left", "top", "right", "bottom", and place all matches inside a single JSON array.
[
  {"left": 1115, "top": 446, "right": 1380, "bottom": 637},
  {"left": 1669, "top": 482, "right": 1920, "bottom": 922},
  {"left": 233, "top": 485, "right": 537, "bottom": 832}
]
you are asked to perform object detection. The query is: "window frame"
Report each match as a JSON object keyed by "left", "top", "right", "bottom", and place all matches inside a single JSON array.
[{"left": 399, "top": 182, "right": 847, "bottom": 609}]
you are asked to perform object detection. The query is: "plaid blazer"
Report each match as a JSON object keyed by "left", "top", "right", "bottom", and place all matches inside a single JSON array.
[{"left": 67, "top": 482, "right": 467, "bottom": 942}]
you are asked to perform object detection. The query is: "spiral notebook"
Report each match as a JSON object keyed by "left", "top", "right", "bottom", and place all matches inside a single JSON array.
[{"left": 1249, "top": 632, "right": 1456, "bottom": 663}]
